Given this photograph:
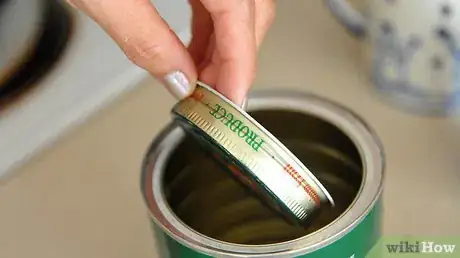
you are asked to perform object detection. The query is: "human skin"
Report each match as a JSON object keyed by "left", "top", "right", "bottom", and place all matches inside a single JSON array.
[{"left": 67, "top": 0, "right": 276, "bottom": 106}]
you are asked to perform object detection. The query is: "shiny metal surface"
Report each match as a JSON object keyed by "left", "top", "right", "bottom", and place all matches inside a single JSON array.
[
  {"left": 163, "top": 116, "right": 363, "bottom": 244},
  {"left": 142, "top": 90, "right": 384, "bottom": 257},
  {"left": 172, "top": 82, "right": 334, "bottom": 225}
]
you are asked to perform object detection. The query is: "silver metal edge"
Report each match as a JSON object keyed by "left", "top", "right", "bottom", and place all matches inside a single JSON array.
[
  {"left": 195, "top": 82, "right": 335, "bottom": 206},
  {"left": 173, "top": 83, "right": 324, "bottom": 221},
  {"left": 141, "top": 89, "right": 385, "bottom": 257}
]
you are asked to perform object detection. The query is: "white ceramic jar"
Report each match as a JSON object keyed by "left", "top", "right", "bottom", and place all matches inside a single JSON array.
[{"left": 325, "top": 0, "right": 460, "bottom": 115}]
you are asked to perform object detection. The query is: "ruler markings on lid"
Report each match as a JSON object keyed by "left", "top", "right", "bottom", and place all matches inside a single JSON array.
[
  {"left": 197, "top": 83, "right": 334, "bottom": 206},
  {"left": 172, "top": 82, "right": 335, "bottom": 224},
  {"left": 177, "top": 98, "right": 304, "bottom": 192},
  {"left": 182, "top": 90, "right": 322, "bottom": 203},
  {"left": 186, "top": 88, "right": 324, "bottom": 202}
]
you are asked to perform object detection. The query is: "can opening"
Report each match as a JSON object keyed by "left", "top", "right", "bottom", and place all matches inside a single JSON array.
[{"left": 162, "top": 109, "right": 363, "bottom": 245}]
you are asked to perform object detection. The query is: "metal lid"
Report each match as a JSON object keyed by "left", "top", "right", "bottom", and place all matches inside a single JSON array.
[{"left": 171, "top": 82, "right": 334, "bottom": 225}]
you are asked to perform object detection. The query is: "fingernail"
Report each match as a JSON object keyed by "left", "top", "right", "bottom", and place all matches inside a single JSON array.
[
  {"left": 164, "top": 71, "right": 194, "bottom": 100},
  {"left": 241, "top": 98, "right": 248, "bottom": 111}
]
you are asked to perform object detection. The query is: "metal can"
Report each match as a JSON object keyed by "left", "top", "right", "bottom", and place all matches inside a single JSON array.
[
  {"left": 171, "top": 82, "right": 334, "bottom": 226},
  {"left": 141, "top": 90, "right": 385, "bottom": 258}
]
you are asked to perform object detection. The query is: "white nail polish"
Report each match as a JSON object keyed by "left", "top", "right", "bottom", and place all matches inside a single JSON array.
[{"left": 164, "top": 71, "right": 194, "bottom": 100}]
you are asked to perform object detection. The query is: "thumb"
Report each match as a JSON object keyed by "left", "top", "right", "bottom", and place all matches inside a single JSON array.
[{"left": 68, "top": 0, "right": 197, "bottom": 100}]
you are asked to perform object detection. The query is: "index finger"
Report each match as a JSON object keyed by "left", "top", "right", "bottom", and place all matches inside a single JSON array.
[
  {"left": 67, "top": 0, "right": 197, "bottom": 100},
  {"left": 200, "top": 0, "right": 257, "bottom": 105}
]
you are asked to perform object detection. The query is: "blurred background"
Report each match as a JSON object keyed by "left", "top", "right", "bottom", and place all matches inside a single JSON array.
[{"left": 0, "top": 0, "right": 459, "bottom": 257}]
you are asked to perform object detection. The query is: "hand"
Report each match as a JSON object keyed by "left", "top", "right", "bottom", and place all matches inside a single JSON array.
[{"left": 67, "top": 0, "right": 275, "bottom": 106}]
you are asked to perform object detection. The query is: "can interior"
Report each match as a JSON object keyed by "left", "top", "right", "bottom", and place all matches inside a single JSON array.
[{"left": 162, "top": 109, "right": 363, "bottom": 245}]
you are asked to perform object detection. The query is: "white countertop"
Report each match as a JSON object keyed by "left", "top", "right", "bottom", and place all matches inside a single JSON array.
[{"left": 1, "top": 1, "right": 459, "bottom": 258}]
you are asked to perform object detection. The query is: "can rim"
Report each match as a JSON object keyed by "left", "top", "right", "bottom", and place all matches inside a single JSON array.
[
  {"left": 172, "top": 82, "right": 335, "bottom": 223},
  {"left": 195, "top": 82, "right": 335, "bottom": 207},
  {"left": 170, "top": 114, "right": 305, "bottom": 224},
  {"left": 141, "top": 90, "right": 385, "bottom": 257}
]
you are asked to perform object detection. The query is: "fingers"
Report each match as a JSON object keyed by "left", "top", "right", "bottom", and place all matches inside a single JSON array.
[
  {"left": 187, "top": 0, "right": 213, "bottom": 68},
  {"left": 198, "top": 33, "right": 219, "bottom": 85},
  {"left": 67, "top": 0, "right": 197, "bottom": 100},
  {"left": 199, "top": 0, "right": 257, "bottom": 105},
  {"left": 254, "top": 0, "right": 276, "bottom": 47}
]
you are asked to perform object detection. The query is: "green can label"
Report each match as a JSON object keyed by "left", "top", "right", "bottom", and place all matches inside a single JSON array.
[{"left": 153, "top": 198, "right": 383, "bottom": 258}]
